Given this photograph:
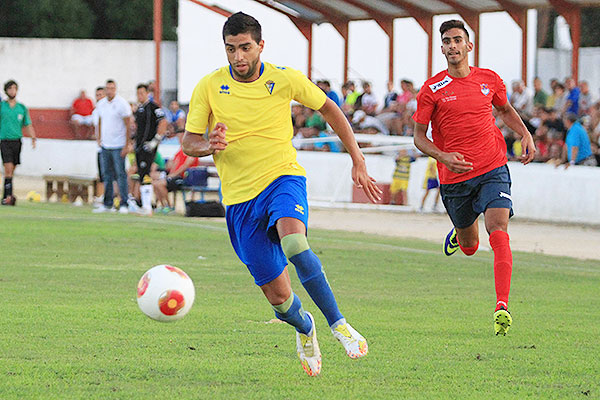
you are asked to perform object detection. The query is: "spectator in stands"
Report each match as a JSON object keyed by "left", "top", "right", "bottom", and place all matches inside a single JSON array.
[
  {"left": 165, "top": 100, "right": 186, "bottom": 136},
  {"left": 565, "top": 77, "right": 580, "bottom": 115},
  {"left": 153, "top": 132, "right": 199, "bottom": 212},
  {"left": 561, "top": 112, "right": 596, "bottom": 167},
  {"left": 148, "top": 80, "right": 156, "bottom": 103},
  {"left": 0, "top": 80, "right": 37, "bottom": 206},
  {"left": 317, "top": 80, "right": 342, "bottom": 107},
  {"left": 383, "top": 81, "right": 398, "bottom": 109},
  {"left": 396, "top": 79, "right": 415, "bottom": 105},
  {"left": 510, "top": 80, "right": 534, "bottom": 117},
  {"left": 70, "top": 90, "right": 95, "bottom": 139},
  {"left": 546, "top": 79, "right": 559, "bottom": 109},
  {"left": 552, "top": 83, "right": 568, "bottom": 115},
  {"left": 359, "top": 81, "right": 378, "bottom": 115},
  {"left": 342, "top": 81, "right": 360, "bottom": 107},
  {"left": 94, "top": 79, "right": 133, "bottom": 213},
  {"left": 533, "top": 77, "right": 548, "bottom": 108},
  {"left": 352, "top": 110, "right": 389, "bottom": 135},
  {"left": 578, "top": 81, "right": 593, "bottom": 116}
]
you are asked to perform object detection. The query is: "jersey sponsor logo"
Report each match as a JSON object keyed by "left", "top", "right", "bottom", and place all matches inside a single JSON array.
[
  {"left": 219, "top": 84, "right": 230, "bottom": 95},
  {"left": 265, "top": 80, "right": 275, "bottom": 95},
  {"left": 429, "top": 75, "right": 453, "bottom": 93},
  {"left": 294, "top": 204, "right": 305, "bottom": 215},
  {"left": 18, "top": 114, "right": 23, "bottom": 121},
  {"left": 499, "top": 192, "right": 512, "bottom": 201},
  {"left": 481, "top": 83, "right": 490, "bottom": 96},
  {"left": 440, "top": 89, "right": 457, "bottom": 103}
]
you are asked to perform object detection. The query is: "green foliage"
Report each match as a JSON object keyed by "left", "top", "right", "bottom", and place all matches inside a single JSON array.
[
  {"left": 0, "top": 0, "right": 178, "bottom": 40},
  {"left": 0, "top": 203, "right": 598, "bottom": 399}
]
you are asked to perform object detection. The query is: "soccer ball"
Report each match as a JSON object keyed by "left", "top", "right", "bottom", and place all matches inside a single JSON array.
[{"left": 136, "top": 265, "right": 195, "bottom": 322}]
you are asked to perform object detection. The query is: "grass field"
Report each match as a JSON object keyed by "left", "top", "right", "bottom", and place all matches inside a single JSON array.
[{"left": 1, "top": 203, "right": 599, "bottom": 399}]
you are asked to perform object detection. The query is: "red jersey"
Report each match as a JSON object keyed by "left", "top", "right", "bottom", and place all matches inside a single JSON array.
[
  {"left": 171, "top": 148, "right": 199, "bottom": 177},
  {"left": 413, "top": 67, "right": 508, "bottom": 184},
  {"left": 72, "top": 98, "right": 94, "bottom": 116}
]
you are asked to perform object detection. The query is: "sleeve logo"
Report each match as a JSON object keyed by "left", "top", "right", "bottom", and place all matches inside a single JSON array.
[{"left": 429, "top": 75, "right": 453, "bottom": 93}]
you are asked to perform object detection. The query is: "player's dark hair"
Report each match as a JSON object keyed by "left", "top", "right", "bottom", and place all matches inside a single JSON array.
[
  {"left": 137, "top": 83, "right": 149, "bottom": 91},
  {"left": 440, "top": 20, "right": 470, "bottom": 40},
  {"left": 106, "top": 79, "right": 116, "bottom": 85},
  {"left": 4, "top": 80, "right": 18, "bottom": 93},
  {"left": 223, "top": 12, "right": 262, "bottom": 44},
  {"left": 96, "top": 86, "right": 104, "bottom": 92}
]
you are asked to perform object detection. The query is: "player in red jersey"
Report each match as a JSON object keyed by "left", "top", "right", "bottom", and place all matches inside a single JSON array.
[{"left": 413, "top": 20, "right": 536, "bottom": 335}]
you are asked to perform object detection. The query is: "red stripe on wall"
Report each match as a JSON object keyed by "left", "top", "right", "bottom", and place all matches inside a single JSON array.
[{"left": 29, "top": 109, "right": 95, "bottom": 140}]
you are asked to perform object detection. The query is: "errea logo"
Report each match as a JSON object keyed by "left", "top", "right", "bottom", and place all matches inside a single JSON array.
[
  {"left": 219, "top": 84, "right": 230, "bottom": 94},
  {"left": 294, "top": 204, "right": 305, "bottom": 215}
]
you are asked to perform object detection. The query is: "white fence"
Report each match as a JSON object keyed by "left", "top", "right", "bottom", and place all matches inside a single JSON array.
[
  {"left": 14, "top": 138, "right": 600, "bottom": 225},
  {"left": 0, "top": 38, "right": 177, "bottom": 108}
]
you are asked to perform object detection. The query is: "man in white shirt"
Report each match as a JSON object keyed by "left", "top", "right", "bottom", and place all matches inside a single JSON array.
[
  {"left": 94, "top": 79, "right": 133, "bottom": 213},
  {"left": 510, "top": 80, "right": 534, "bottom": 118}
]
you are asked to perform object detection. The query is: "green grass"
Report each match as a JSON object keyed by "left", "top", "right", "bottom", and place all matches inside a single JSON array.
[{"left": 0, "top": 203, "right": 599, "bottom": 399}]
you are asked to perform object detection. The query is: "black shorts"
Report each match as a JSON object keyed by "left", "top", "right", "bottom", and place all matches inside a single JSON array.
[
  {"left": 0, "top": 139, "right": 22, "bottom": 165},
  {"left": 135, "top": 149, "right": 156, "bottom": 184},
  {"left": 440, "top": 164, "right": 514, "bottom": 229}
]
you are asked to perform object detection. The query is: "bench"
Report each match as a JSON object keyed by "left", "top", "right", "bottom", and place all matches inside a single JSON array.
[
  {"left": 43, "top": 175, "right": 97, "bottom": 203},
  {"left": 174, "top": 165, "right": 222, "bottom": 205}
]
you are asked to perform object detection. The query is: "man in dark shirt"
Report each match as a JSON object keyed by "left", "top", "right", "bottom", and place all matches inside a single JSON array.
[{"left": 133, "top": 83, "right": 167, "bottom": 215}]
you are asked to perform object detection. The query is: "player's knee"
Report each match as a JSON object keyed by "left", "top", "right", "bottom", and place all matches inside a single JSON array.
[{"left": 281, "top": 233, "right": 310, "bottom": 259}]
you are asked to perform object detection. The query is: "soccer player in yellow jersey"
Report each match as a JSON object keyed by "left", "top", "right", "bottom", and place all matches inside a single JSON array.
[{"left": 183, "top": 12, "right": 381, "bottom": 377}]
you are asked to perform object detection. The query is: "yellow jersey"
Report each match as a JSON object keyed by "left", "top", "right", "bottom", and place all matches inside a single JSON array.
[{"left": 186, "top": 62, "right": 327, "bottom": 205}]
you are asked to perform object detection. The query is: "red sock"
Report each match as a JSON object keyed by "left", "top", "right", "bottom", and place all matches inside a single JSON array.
[
  {"left": 489, "top": 230, "right": 512, "bottom": 311},
  {"left": 458, "top": 239, "right": 478, "bottom": 256}
]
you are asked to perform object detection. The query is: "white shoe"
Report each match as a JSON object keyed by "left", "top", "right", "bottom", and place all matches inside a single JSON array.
[
  {"left": 137, "top": 207, "right": 153, "bottom": 216},
  {"left": 296, "top": 312, "right": 321, "bottom": 377},
  {"left": 92, "top": 205, "right": 110, "bottom": 213},
  {"left": 127, "top": 199, "right": 140, "bottom": 213},
  {"left": 331, "top": 321, "right": 368, "bottom": 359},
  {"left": 119, "top": 206, "right": 129, "bottom": 214}
]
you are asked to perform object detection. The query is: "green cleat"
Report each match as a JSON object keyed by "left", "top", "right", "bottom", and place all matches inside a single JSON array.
[
  {"left": 494, "top": 307, "right": 512, "bottom": 336},
  {"left": 443, "top": 227, "right": 459, "bottom": 256}
]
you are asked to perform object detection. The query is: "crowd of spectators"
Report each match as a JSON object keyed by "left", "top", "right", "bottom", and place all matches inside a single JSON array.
[{"left": 291, "top": 76, "right": 600, "bottom": 168}]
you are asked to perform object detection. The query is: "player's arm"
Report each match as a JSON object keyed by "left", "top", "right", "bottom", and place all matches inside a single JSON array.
[
  {"left": 413, "top": 122, "right": 473, "bottom": 174},
  {"left": 494, "top": 101, "right": 536, "bottom": 164},
  {"left": 319, "top": 98, "right": 381, "bottom": 203},
  {"left": 168, "top": 155, "right": 197, "bottom": 179},
  {"left": 25, "top": 124, "right": 36, "bottom": 149},
  {"left": 182, "top": 123, "right": 227, "bottom": 157}
]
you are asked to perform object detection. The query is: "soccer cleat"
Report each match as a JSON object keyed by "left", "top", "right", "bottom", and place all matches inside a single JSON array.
[
  {"left": 494, "top": 307, "right": 512, "bottom": 336},
  {"left": 296, "top": 312, "right": 321, "bottom": 377},
  {"left": 1, "top": 195, "right": 16, "bottom": 206},
  {"left": 331, "top": 322, "right": 368, "bottom": 359},
  {"left": 443, "top": 227, "right": 459, "bottom": 256}
]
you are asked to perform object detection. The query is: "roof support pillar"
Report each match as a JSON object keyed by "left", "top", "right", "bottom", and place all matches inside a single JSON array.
[
  {"left": 548, "top": 0, "right": 581, "bottom": 82},
  {"left": 496, "top": 0, "right": 528, "bottom": 82},
  {"left": 290, "top": 18, "right": 313, "bottom": 79},
  {"left": 376, "top": 18, "right": 395, "bottom": 84}
]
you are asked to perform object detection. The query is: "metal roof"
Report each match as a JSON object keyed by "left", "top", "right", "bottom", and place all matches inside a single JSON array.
[{"left": 253, "top": 0, "right": 600, "bottom": 24}]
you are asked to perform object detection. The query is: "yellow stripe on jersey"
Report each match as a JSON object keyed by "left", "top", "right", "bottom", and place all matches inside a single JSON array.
[{"left": 186, "top": 62, "right": 327, "bottom": 205}]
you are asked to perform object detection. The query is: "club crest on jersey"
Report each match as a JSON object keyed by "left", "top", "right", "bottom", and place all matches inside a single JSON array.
[
  {"left": 265, "top": 80, "right": 275, "bottom": 95},
  {"left": 481, "top": 83, "right": 490, "bottom": 96},
  {"left": 219, "top": 84, "right": 230, "bottom": 94},
  {"left": 429, "top": 75, "right": 453, "bottom": 93}
]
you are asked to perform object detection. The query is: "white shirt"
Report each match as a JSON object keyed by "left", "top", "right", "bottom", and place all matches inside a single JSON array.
[
  {"left": 96, "top": 95, "right": 132, "bottom": 149},
  {"left": 510, "top": 88, "right": 534, "bottom": 116}
]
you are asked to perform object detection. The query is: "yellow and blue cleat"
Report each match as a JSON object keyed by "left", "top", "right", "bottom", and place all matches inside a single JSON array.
[
  {"left": 296, "top": 312, "right": 321, "bottom": 376},
  {"left": 494, "top": 307, "right": 512, "bottom": 336},
  {"left": 443, "top": 227, "right": 459, "bottom": 256}
]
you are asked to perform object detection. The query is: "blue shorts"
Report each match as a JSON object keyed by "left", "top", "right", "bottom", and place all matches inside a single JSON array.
[
  {"left": 226, "top": 175, "right": 309, "bottom": 286},
  {"left": 440, "top": 165, "right": 513, "bottom": 229},
  {"left": 426, "top": 178, "right": 440, "bottom": 190}
]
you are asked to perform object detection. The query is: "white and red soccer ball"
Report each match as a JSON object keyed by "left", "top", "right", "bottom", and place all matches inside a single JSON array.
[{"left": 137, "top": 265, "right": 195, "bottom": 322}]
